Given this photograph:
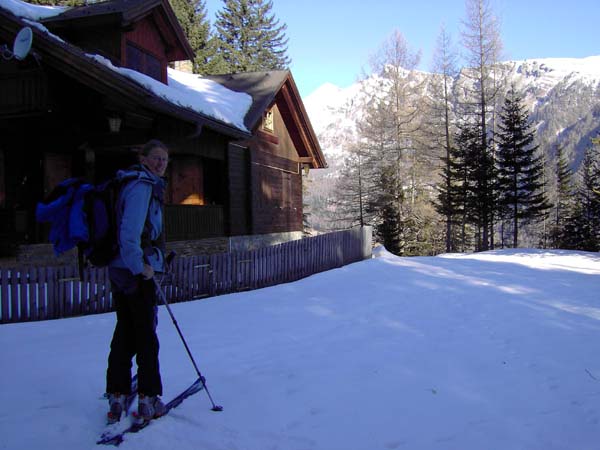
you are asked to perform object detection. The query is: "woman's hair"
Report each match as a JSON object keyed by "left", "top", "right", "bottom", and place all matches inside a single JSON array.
[{"left": 139, "top": 139, "right": 169, "bottom": 157}]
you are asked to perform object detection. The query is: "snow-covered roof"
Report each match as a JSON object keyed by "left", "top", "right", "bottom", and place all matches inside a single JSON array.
[
  {"left": 1, "top": 0, "right": 252, "bottom": 133},
  {"left": 90, "top": 54, "right": 252, "bottom": 131},
  {"left": 2, "top": 0, "right": 66, "bottom": 21}
]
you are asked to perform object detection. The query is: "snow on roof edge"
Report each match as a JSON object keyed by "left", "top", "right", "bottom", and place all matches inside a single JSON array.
[
  {"left": 2, "top": 0, "right": 252, "bottom": 133},
  {"left": 1, "top": 0, "right": 68, "bottom": 21}
]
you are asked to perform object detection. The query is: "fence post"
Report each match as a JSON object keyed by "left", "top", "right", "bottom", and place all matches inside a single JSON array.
[{"left": 360, "top": 226, "right": 373, "bottom": 260}]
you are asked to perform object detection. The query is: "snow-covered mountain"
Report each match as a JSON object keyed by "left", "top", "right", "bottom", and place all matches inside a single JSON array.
[
  {"left": 305, "top": 55, "right": 600, "bottom": 171},
  {"left": 303, "top": 56, "right": 600, "bottom": 232}
]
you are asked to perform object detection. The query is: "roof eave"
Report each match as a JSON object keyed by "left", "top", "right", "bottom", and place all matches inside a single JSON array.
[
  {"left": 280, "top": 73, "right": 327, "bottom": 169},
  {"left": 0, "top": 8, "right": 249, "bottom": 140},
  {"left": 41, "top": 0, "right": 195, "bottom": 62}
]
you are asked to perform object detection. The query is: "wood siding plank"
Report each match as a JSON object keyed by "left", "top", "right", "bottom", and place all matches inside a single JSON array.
[{"left": 1, "top": 269, "right": 9, "bottom": 323}]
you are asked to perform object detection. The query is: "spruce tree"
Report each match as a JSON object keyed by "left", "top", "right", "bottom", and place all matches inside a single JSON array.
[
  {"left": 372, "top": 167, "right": 403, "bottom": 255},
  {"left": 168, "top": 0, "right": 213, "bottom": 74},
  {"left": 460, "top": 0, "right": 505, "bottom": 250},
  {"left": 465, "top": 121, "right": 496, "bottom": 251},
  {"left": 253, "top": 0, "right": 290, "bottom": 69},
  {"left": 212, "top": 0, "right": 290, "bottom": 73},
  {"left": 495, "top": 86, "right": 550, "bottom": 247},
  {"left": 438, "top": 121, "right": 479, "bottom": 252},
  {"left": 459, "top": 119, "right": 489, "bottom": 250},
  {"left": 563, "top": 145, "right": 600, "bottom": 250},
  {"left": 550, "top": 145, "right": 575, "bottom": 247}
]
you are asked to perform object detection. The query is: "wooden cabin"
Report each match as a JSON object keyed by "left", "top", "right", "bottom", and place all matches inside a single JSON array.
[
  {"left": 206, "top": 71, "right": 327, "bottom": 236},
  {"left": 0, "top": 0, "right": 325, "bottom": 258}
]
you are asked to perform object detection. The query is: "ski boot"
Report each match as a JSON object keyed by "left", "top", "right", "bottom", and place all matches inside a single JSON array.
[
  {"left": 107, "top": 393, "right": 126, "bottom": 424},
  {"left": 136, "top": 395, "right": 167, "bottom": 423}
]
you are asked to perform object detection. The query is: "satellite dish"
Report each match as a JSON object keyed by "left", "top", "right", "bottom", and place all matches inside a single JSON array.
[{"left": 13, "top": 27, "right": 33, "bottom": 61}]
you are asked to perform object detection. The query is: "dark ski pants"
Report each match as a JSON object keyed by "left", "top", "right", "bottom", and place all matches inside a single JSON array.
[{"left": 106, "top": 268, "right": 163, "bottom": 397}]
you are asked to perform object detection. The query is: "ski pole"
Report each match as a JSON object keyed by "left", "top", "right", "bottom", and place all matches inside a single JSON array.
[{"left": 151, "top": 253, "right": 223, "bottom": 412}]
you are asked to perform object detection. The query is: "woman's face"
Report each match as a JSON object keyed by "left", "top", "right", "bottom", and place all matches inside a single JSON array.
[{"left": 141, "top": 147, "right": 169, "bottom": 177}]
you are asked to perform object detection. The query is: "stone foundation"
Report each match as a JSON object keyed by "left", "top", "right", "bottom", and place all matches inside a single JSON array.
[{"left": 0, "top": 231, "right": 305, "bottom": 268}]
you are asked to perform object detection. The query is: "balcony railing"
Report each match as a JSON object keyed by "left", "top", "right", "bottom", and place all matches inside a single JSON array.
[{"left": 164, "top": 204, "right": 225, "bottom": 241}]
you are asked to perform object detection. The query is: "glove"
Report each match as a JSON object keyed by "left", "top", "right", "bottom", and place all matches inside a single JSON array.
[{"left": 141, "top": 264, "right": 155, "bottom": 280}]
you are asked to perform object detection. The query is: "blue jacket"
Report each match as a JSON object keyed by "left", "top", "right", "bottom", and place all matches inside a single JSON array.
[{"left": 110, "top": 165, "right": 165, "bottom": 276}]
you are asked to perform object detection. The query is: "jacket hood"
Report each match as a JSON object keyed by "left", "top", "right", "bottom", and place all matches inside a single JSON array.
[{"left": 116, "top": 164, "right": 164, "bottom": 185}]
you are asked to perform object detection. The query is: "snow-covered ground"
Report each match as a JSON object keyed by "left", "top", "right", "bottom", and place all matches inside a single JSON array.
[{"left": 1, "top": 248, "right": 600, "bottom": 450}]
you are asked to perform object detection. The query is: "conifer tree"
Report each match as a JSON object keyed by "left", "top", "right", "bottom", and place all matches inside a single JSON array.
[
  {"left": 495, "top": 86, "right": 550, "bottom": 247},
  {"left": 550, "top": 145, "right": 575, "bottom": 247},
  {"left": 362, "top": 30, "right": 428, "bottom": 255},
  {"left": 430, "top": 24, "right": 459, "bottom": 252},
  {"left": 168, "top": 0, "right": 213, "bottom": 74},
  {"left": 458, "top": 119, "right": 487, "bottom": 250},
  {"left": 464, "top": 119, "right": 496, "bottom": 251},
  {"left": 460, "top": 0, "right": 505, "bottom": 250},
  {"left": 253, "top": 0, "right": 290, "bottom": 69},
  {"left": 562, "top": 145, "right": 600, "bottom": 250},
  {"left": 212, "top": 0, "right": 290, "bottom": 73},
  {"left": 435, "top": 120, "right": 478, "bottom": 252},
  {"left": 372, "top": 167, "right": 403, "bottom": 255}
]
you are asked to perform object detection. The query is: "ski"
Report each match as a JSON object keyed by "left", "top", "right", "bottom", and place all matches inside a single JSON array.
[
  {"left": 97, "top": 377, "right": 205, "bottom": 446},
  {"left": 97, "top": 375, "right": 139, "bottom": 444}
]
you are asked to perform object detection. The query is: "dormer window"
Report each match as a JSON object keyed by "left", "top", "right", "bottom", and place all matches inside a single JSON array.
[
  {"left": 126, "top": 42, "right": 163, "bottom": 82},
  {"left": 263, "top": 109, "right": 274, "bottom": 133}
]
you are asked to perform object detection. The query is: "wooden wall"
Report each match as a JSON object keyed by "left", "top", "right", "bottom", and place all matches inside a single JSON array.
[
  {"left": 125, "top": 16, "right": 167, "bottom": 58},
  {"left": 0, "top": 66, "right": 47, "bottom": 117},
  {"left": 246, "top": 103, "right": 303, "bottom": 235},
  {"left": 227, "top": 143, "right": 250, "bottom": 236},
  {"left": 0, "top": 149, "right": 4, "bottom": 208},
  {"left": 62, "top": 28, "right": 121, "bottom": 66},
  {"left": 124, "top": 16, "right": 168, "bottom": 82}
]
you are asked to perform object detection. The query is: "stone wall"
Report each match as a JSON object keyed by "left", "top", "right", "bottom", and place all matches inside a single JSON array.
[{"left": 0, "top": 231, "right": 305, "bottom": 268}]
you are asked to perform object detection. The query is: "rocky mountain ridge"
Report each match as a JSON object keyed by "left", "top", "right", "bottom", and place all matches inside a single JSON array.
[
  {"left": 302, "top": 56, "right": 600, "bottom": 231},
  {"left": 305, "top": 55, "right": 600, "bottom": 172}
]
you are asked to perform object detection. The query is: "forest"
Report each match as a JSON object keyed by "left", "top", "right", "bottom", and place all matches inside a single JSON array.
[{"left": 305, "top": 1, "right": 600, "bottom": 255}]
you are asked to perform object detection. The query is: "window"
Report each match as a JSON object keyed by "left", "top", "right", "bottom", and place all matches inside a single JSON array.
[
  {"left": 126, "top": 42, "right": 163, "bottom": 82},
  {"left": 263, "top": 109, "right": 274, "bottom": 133}
]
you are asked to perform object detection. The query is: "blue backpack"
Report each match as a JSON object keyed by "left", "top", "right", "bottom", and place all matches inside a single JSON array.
[{"left": 36, "top": 175, "right": 135, "bottom": 276}]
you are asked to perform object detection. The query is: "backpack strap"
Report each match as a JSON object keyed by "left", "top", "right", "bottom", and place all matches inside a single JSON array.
[
  {"left": 141, "top": 185, "right": 166, "bottom": 257},
  {"left": 117, "top": 169, "right": 166, "bottom": 258}
]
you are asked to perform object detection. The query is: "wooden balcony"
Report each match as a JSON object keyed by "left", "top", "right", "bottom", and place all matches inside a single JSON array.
[{"left": 165, "top": 204, "right": 225, "bottom": 241}]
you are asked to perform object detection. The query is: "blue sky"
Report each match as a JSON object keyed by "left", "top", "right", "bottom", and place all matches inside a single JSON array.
[{"left": 204, "top": 0, "right": 600, "bottom": 97}]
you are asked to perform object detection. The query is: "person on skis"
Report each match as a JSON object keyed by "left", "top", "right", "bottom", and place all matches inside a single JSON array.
[{"left": 105, "top": 139, "right": 170, "bottom": 424}]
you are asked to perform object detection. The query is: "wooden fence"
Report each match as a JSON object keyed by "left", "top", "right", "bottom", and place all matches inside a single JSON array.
[{"left": 0, "top": 227, "right": 371, "bottom": 323}]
